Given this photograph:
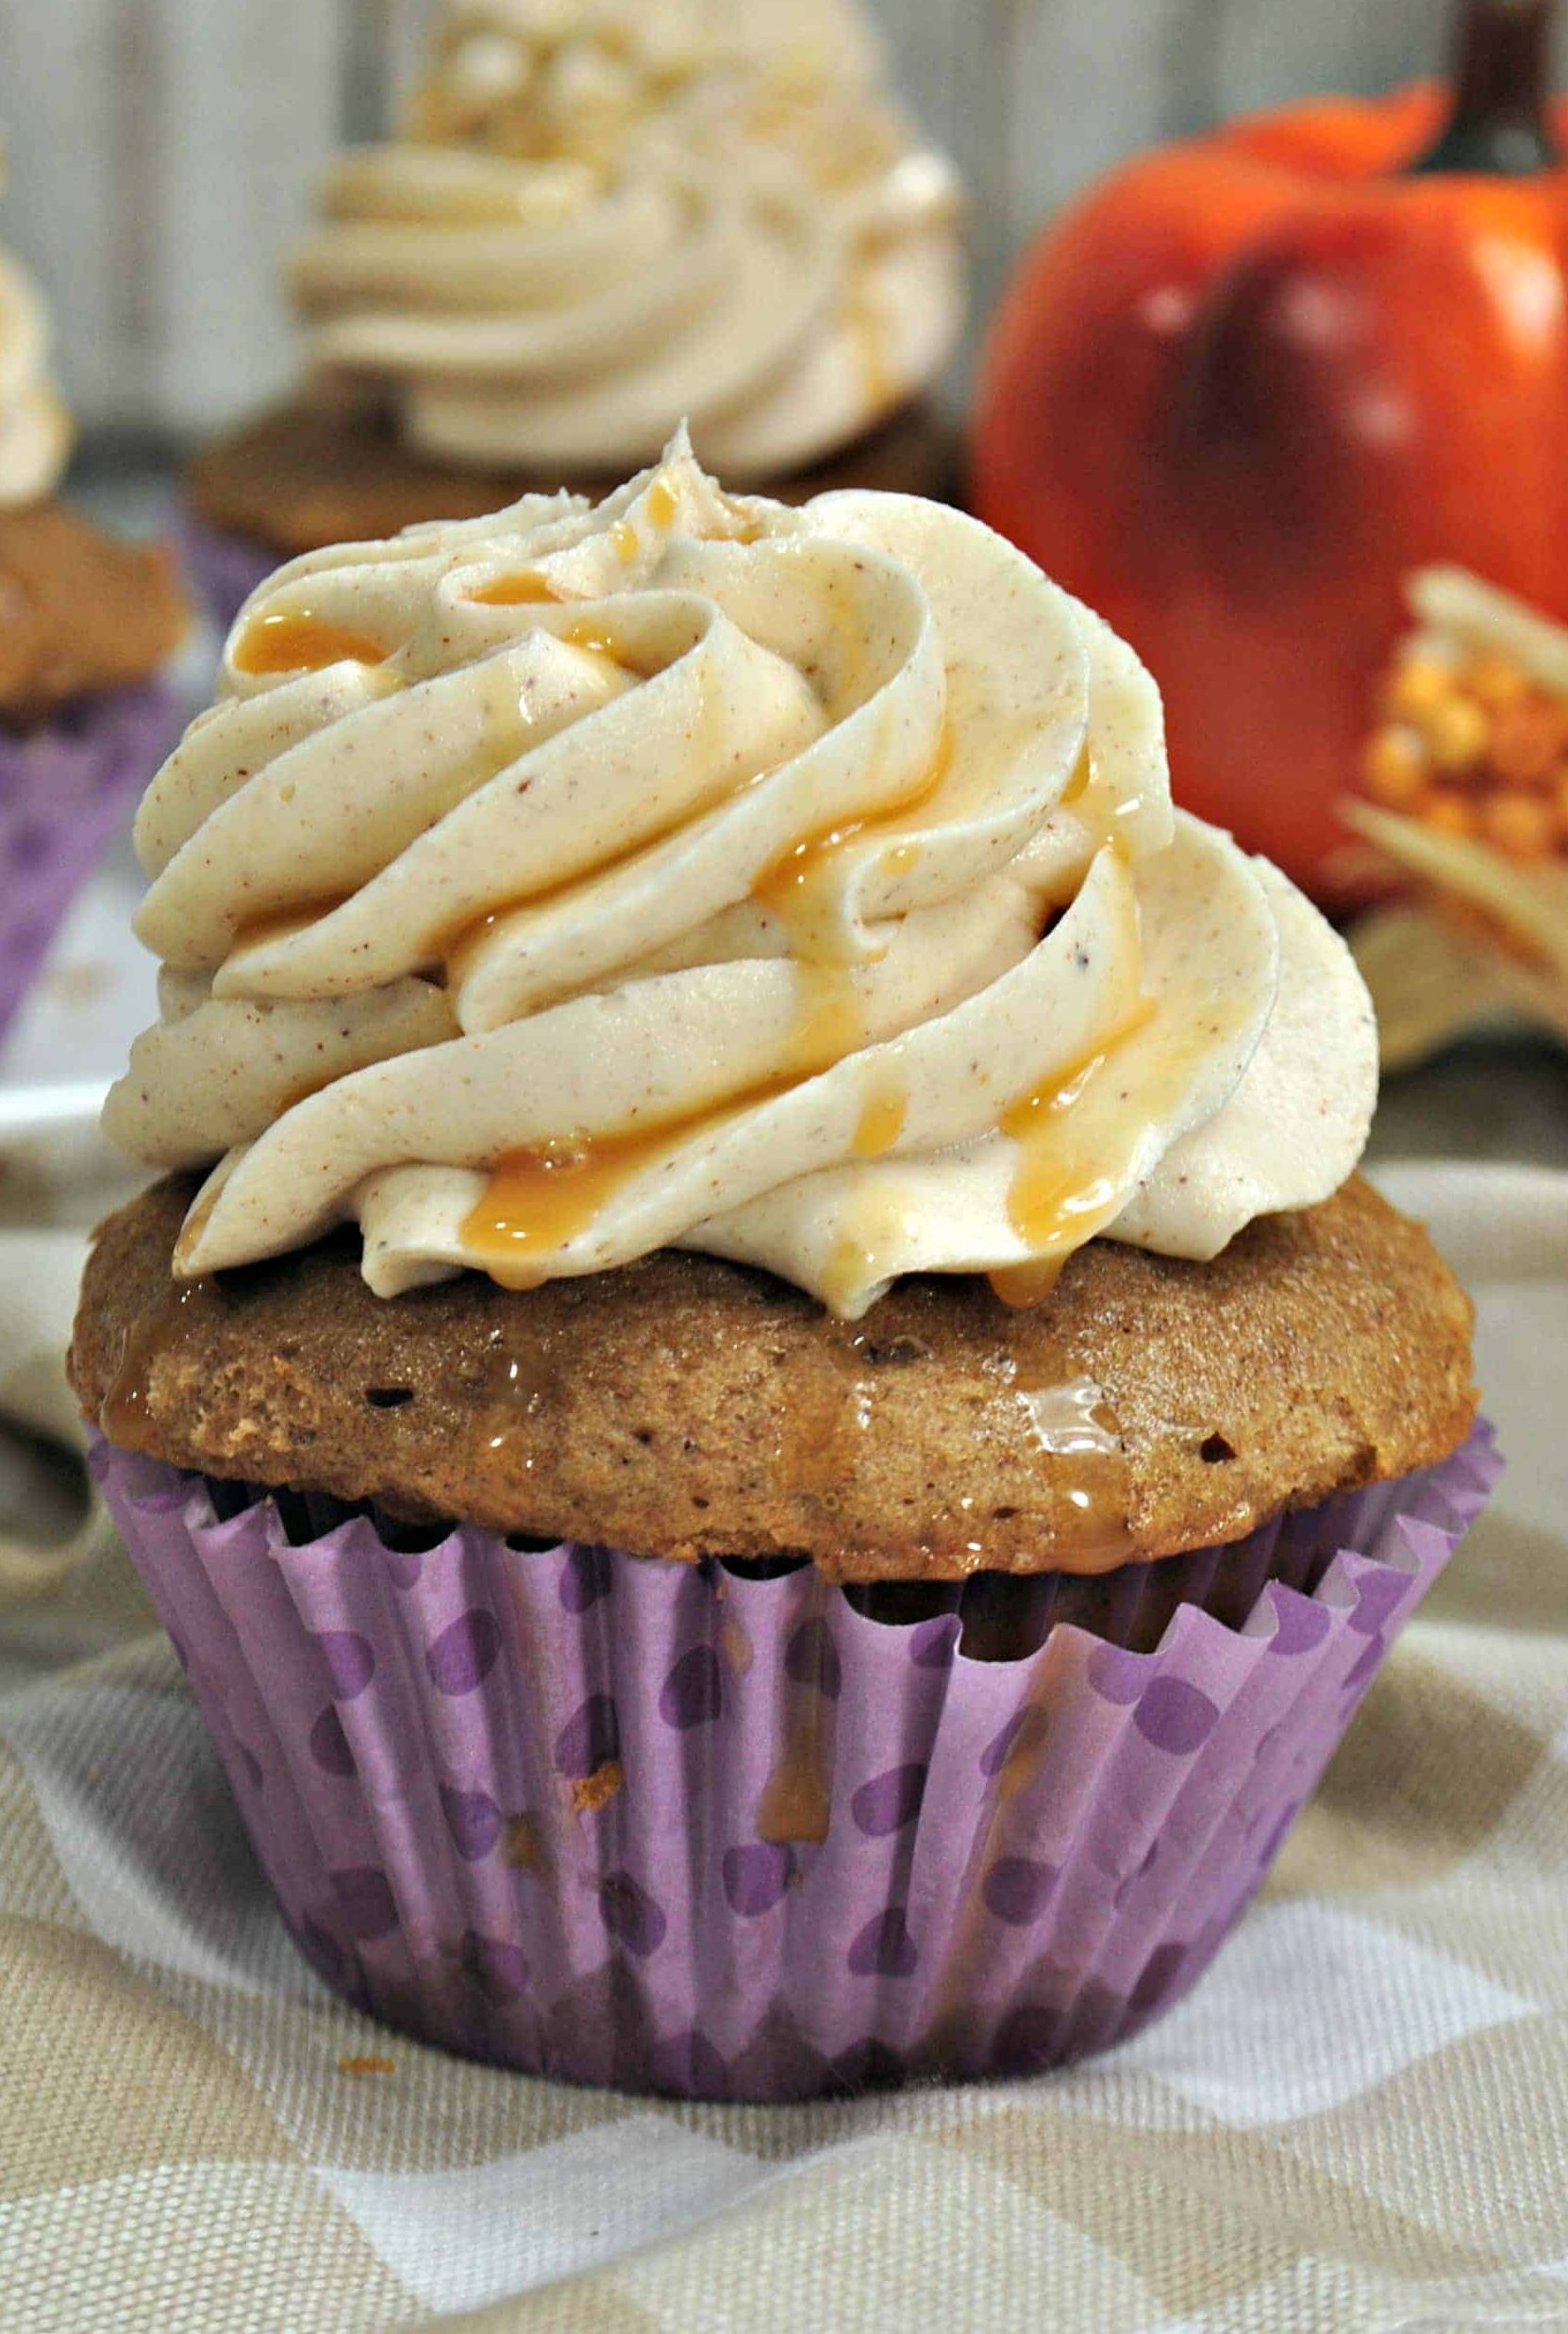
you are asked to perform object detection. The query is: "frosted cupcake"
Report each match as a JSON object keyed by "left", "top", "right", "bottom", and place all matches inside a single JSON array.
[
  {"left": 185, "top": 0, "right": 966, "bottom": 626},
  {"left": 75, "top": 440, "right": 1492, "bottom": 2098},
  {"left": 0, "top": 198, "right": 186, "bottom": 1040}
]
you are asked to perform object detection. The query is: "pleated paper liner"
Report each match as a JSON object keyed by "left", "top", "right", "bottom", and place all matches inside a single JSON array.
[
  {"left": 93, "top": 1425, "right": 1499, "bottom": 2102},
  {"left": 0, "top": 682, "right": 184, "bottom": 1044}
]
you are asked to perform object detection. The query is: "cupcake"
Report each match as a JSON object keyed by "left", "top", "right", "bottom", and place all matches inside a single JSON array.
[
  {"left": 0, "top": 202, "right": 187, "bottom": 1040},
  {"left": 1348, "top": 565, "right": 1568, "bottom": 1065},
  {"left": 184, "top": 0, "right": 966, "bottom": 629},
  {"left": 73, "top": 438, "right": 1493, "bottom": 2099}
]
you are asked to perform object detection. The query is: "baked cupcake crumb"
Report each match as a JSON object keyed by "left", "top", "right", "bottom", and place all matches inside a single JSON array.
[{"left": 71, "top": 1173, "right": 1476, "bottom": 1582}]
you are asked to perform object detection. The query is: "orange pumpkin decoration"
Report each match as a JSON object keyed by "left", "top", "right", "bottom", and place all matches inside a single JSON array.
[{"left": 972, "top": 0, "right": 1568, "bottom": 901}]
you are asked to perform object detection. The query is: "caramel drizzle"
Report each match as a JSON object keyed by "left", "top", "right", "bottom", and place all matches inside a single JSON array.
[
  {"left": 459, "top": 977, "right": 871, "bottom": 1288},
  {"left": 451, "top": 715, "right": 955, "bottom": 1263},
  {"left": 988, "top": 1006, "right": 1157, "bottom": 1310},
  {"left": 469, "top": 572, "right": 560, "bottom": 607},
  {"left": 234, "top": 612, "right": 389, "bottom": 675},
  {"left": 99, "top": 1279, "right": 225, "bottom": 1447},
  {"left": 851, "top": 1068, "right": 906, "bottom": 1158},
  {"left": 757, "top": 1578, "right": 837, "bottom": 1848},
  {"left": 750, "top": 725, "right": 952, "bottom": 965}
]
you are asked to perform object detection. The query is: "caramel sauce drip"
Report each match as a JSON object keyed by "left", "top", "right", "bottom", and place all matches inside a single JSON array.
[
  {"left": 988, "top": 1004, "right": 1158, "bottom": 1309},
  {"left": 453, "top": 695, "right": 952, "bottom": 1289},
  {"left": 644, "top": 477, "right": 678, "bottom": 528},
  {"left": 783, "top": 963, "right": 867, "bottom": 1078},
  {"left": 461, "top": 1125, "right": 694, "bottom": 1288},
  {"left": 501, "top": 1812, "right": 546, "bottom": 1872},
  {"left": 851, "top": 1069, "right": 906, "bottom": 1158},
  {"left": 720, "top": 1611, "right": 755, "bottom": 1676},
  {"left": 1060, "top": 745, "right": 1093, "bottom": 806},
  {"left": 993, "top": 1702, "right": 1052, "bottom": 1804},
  {"left": 470, "top": 572, "right": 560, "bottom": 607},
  {"left": 459, "top": 964, "right": 878, "bottom": 1287},
  {"left": 757, "top": 1583, "right": 837, "bottom": 1847},
  {"left": 99, "top": 1278, "right": 227, "bottom": 1449},
  {"left": 776, "top": 1333, "right": 875, "bottom": 1513},
  {"left": 1011, "top": 1369, "right": 1121, "bottom": 1457},
  {"left": 756, "top": 1715, "right": 831, "bottom": 1847},
  {"left": 470, "top": 1335, "right": 564, "bottom": 1459},
  {"left": 750, "top": 725, "right": 952, "bottom": 965},
  {"left": 988, "top": 1256, "right": 1066, "bottom": 1310},
  {"left": 234, "top": 612, "right": 389, "bottom": 675},
  {"left": 924, "top": 1664, "right": 1058, "bottom": 2052},
  {"left": 559, "top": 618, "right": 628, "bottom": 668},
  {"left": 1005, "top": 1357, "right": 1132, "bottom": 1572}
]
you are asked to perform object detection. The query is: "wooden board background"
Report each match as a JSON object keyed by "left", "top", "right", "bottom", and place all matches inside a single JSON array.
[{"left": 0, "top": 0, "right": 1456, "bottom": 440}]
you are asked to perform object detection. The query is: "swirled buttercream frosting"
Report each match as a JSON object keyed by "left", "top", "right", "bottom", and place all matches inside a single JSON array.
[
  {"left": 107, "top": 435, "right": 1376, "bottom": 1317},
  {"left": 290, "top": 0, "right": 964, "bottom": 478},
  {"left": 0, "top": 241, "right": 71, "bottom": 506}
]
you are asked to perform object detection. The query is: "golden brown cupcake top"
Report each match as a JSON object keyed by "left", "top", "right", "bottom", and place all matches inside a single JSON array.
[{"left": 71, "top": 1175, "right": 1476, "bottom": 1581}]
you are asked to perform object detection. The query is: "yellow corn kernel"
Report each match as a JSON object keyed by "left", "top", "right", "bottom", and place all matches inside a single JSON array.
[
  {"left": 1480, "top": 790, "right": 1557, "bottom": 858},
  {"left": 1422, "top": 792, "right": 1477, "bottom": 840},
  {"left": 1462, "top": 651, "right": 1533, "bottom": 712},
  {"left": 1490, "top": 695, "right": 1568, "bottom": 788},
  {"left": 1423, "top": 692, "right": 1491, "bottom": 775},
  {"left": 1384, "top": 656, "right": 1456, "bottom": 725},
  {"left": 1360, "top": 724, "right": 1429, "bottom": 806}
]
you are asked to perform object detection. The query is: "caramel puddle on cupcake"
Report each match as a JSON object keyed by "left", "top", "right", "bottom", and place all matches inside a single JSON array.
[
  {"left": 98, "top": 1278, "right": 227, "bottom": 1452},
  {"left": 232, "top": 609, "right": 391, "bottom": 678},
  {"left": 757, "top": 1573, "right": 840, "bottom": 1850}
]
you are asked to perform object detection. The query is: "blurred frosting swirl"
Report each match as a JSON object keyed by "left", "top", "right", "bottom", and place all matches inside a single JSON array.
[
  {"left": 290, "top": 0, "right": 964, "bottom": 478},
  {"left": 107, "top": 436, "right": 1376, "bottom": 1317},
  {"left": 0, "top": 242, "right": 71, "bottom": 507}
]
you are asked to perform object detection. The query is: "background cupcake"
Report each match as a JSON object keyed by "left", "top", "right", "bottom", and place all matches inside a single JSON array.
[
  {"left": 75, "top": 446, "right": 1492, "bottom": 2099},
  {"left": 184, "top": 0, "right": 966, "bottom": 627},
  {"left": 0, "top": 175, "right": 187, "bottom": 1046}
]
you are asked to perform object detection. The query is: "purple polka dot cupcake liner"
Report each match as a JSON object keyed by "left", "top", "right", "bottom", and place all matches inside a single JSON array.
[
  {"left": 92, "top": 1425, "right": 1498, "bottom": 2101},
  {"left": 0, "top": 681, "right": 185, "bottom": 1045},
  {"left": 175, "top": 509, "right": 277, "bottom": 637}
]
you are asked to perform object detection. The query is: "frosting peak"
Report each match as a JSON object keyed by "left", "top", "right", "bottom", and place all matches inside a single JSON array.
[
  {"left": 291, "top": 0, "right": 964, "bottom": 479},
  {"left": 108, "top": 439, "right": 1376, "bottom": 1316}
]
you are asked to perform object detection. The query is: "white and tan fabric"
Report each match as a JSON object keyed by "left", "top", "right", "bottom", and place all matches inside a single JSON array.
[{"left": 0, "top": 1162, "right": 1563, "bottom": 2331}]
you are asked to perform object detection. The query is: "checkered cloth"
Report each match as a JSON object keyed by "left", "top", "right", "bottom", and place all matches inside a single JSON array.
[{"left": 0, "top": 1164, "right": 1563, "bottom": 2332}]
